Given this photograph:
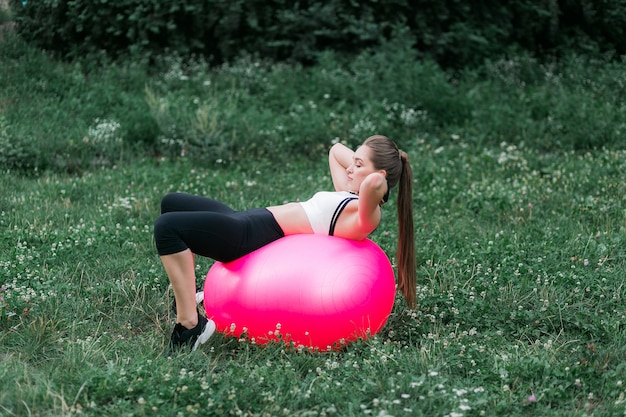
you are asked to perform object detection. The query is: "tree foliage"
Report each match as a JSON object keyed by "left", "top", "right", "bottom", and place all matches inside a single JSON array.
[{"left": 8, "top": 0, "right": 626, "bottom": 67}]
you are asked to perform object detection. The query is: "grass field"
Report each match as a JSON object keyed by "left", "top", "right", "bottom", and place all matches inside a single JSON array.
[
  {"left": 2, "top": 144, "right": 625, "bottom": 416},
  {"left": 1, "top": 34, "right": 626, "bottom": 416}
]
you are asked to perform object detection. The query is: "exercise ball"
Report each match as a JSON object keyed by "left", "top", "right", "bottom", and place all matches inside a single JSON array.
[{"left": 203, "top": 234, "right": 395, "bottom": 350}]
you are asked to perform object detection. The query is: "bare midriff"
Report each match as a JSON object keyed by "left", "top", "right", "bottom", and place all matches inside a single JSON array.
[{"left": 266, "top": 203, "right": 314, "bottom": 235}]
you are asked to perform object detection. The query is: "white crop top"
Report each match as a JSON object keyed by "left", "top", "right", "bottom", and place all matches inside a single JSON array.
[{"left": 299, "top": 191, "right": 358, "bottom": 235}]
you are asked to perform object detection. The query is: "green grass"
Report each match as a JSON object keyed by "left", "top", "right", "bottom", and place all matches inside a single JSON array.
[
  {"left": 1, "top": 36, "right": 626, "bottom": 416},
  {"left": 2, "top": 146, "right": 625, "bottom": 416}
]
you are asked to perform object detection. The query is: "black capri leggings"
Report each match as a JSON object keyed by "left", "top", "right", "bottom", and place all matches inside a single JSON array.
[{"left": 154, "top": 193, "right": 284, "bottom": 262}]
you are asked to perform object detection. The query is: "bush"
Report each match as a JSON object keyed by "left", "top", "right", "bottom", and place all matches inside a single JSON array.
[
  {"left": 143, "top": 33, "right": 452, "bottom": 164},
  {"left": 8, "top": 0, "right": 401, "bottom": 64},
  {"left": 9, "top": 0, "right": 626, "bottom": 68},
  {"left": 0, "top": 6, "right": 12, "bottom": 25},
  {"left": 0, "top": 116, "right": 41, "bottom": 174},
  {"left": 1, "top": 26, "right": 624, "bottom": 176},
  {"left": 457, "top": 53, "right": 626, "bottom": 150}
]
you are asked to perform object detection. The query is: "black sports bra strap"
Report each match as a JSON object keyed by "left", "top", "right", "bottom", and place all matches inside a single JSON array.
[{"left": 329, "top": 197, "right": 358, "bottom": 236}]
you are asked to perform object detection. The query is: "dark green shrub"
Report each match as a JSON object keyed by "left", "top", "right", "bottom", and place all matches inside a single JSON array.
[
  {"left": 8, "top": 0, "right": 406, "bottom": 64},
  {"left": 407, "top": 0, "right": 626, "bottom": 67},
  {"left": 0, "top": 6, "right": 12, "bottom": 25},
  {"left": 9, "top": 0, "right": 220, "bottom": 61},
  {"left": 10, "top": 0, "right": 626, "bottom": 68},
  {"left": 0, "top": 116, "right": 42, "bottom": 174}
]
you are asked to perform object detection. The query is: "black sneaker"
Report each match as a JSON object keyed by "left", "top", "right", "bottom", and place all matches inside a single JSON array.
[{"left": 168, "top": 313, "right": 216, "bottom": 353}]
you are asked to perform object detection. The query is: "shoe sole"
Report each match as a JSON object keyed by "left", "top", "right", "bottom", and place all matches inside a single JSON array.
[{"left": 192, "top": 319, "right": 216, "bottom": 351}]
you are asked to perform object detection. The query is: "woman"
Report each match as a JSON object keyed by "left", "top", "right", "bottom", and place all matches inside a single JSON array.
[{"left": 154, "top": 135, "right": 416, "bottom": 352}]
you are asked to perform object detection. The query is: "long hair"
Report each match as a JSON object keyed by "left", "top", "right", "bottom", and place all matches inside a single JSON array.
[{"left": 363, "top": 135, "right": 416, "bottom": 308}]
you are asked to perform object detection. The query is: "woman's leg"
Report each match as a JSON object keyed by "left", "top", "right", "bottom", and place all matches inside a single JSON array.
[
  {"left": 155, "top": 207, "right": 285, "bottom": 263},
  {"left": 154, "top": 196, "right": 232, "bottom": 349},
  {"left": 154, "top": 210, "right": 244, "bottom": 344},
  {"left": 154, "top": 206, "right": 284, "bottom": 350},
  {"left": 163, "top": 247, "right": 216, "bottom": 352},
  {"left": 161, "top": 192, "right": 236, "bottom": 214},
  {"left": 154, "top": 210, "right": 244, "bottom": 261},
  {"left": 160, "top": 249, "right": 198, "bottom": 328}
]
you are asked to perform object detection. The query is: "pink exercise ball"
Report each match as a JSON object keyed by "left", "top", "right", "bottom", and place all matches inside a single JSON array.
[{"left": 203, "top": 234, "right": 395, "bottom": 350}]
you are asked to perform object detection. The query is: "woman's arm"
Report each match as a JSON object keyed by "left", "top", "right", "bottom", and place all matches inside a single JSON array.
[
  {"left": 333, "top": 172, "right": 387, "bottom": 240},
  {"left": 329, "top": 143, "right": 353, "bottom": 191},
  {"left": 357, "top": 172, "right": 387, "bottom": 232}
]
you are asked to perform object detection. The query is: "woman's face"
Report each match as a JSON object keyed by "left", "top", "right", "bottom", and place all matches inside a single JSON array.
[{"left": 345, "top": 145, "right": 380, "bottom": 193}]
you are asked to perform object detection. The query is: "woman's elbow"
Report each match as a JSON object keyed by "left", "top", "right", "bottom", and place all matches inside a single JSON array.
[{"left": 360, "top": 173, "right": 386, "bottom": 196}]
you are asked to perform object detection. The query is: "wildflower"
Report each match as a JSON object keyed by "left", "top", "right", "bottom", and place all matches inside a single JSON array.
[{"left": 528, "top": 394, "right": 537, "bottom": 402}]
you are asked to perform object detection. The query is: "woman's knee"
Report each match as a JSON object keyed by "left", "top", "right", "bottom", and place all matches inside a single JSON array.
[
  {"left": 153, "top": 213, "right": 172, "bottom": 243},
  {"left": 154, "top": 213, "right": 188, "bottom": 256},
  {"left": 160, "top": 192, "right": 182, "bottom": 214},
  {"left": 154, "top": 213, "right": 168, "bottom": 237}
]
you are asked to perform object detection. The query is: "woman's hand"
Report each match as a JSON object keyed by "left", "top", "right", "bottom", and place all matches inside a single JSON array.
[{"left": 329, "top": 143, "right": 354, "bottom": 191}]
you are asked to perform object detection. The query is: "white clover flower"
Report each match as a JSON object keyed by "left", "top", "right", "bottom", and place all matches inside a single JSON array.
[{"left": 87, "top": 118, "right": 122, "bottom": 144}]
